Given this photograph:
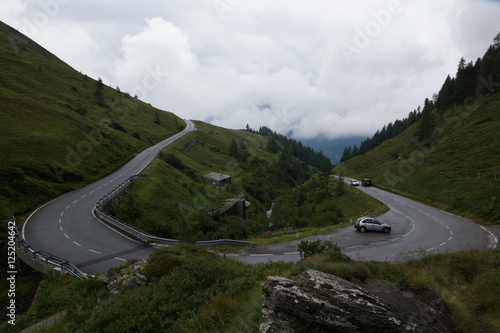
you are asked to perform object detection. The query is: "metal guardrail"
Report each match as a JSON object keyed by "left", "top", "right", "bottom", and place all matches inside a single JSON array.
[
  {"left": 94, "top": 176, "right": 180, "bottom": 246},
  {"left": 94, "top": 209, "right": 181, "bottom": 246},
  {"left": 10, "top": 218, "right": 88, "bottom": 280},
  {"left": 196, "top": 239, "right": 256, "bottom": 247},
  {"left": 95, "top": 177, "right": 255, "bottom": 247}
]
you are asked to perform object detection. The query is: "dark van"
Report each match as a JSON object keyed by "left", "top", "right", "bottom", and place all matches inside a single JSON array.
[{"left": 362, "top": 179, "right": 372, "bottom": 186}]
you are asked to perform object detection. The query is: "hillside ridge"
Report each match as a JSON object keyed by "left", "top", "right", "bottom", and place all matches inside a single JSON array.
[
  {"left": 334, "top": 90, "right": 500, "bottom": 223},
  {"left": 0, "top": 20, "right": 184, "bottom": 220}
]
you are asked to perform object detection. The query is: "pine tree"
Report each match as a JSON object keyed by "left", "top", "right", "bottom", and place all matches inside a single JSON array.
[
  {"left": 480, "top": 32, "right": 500, "bottom": 84},
  {"left": 318, "top": 158, "right": 334, "bottom": 200},
  {"left": 351, "top": 145, "right": 359, "bottom": 157},
  {"left": 229, "top": 139, "right": 239, "bottom": 158},
  {"left": 437, "top": 75, "right": 454, "bottom": 111},
  {"left": 95, "top": 77, "right": 104, "bottom": 106},
  {"left": 453, "top": 59, "right": 478, "bottom": 104},
  {"left": 266, "top": 137, "right": 279, "bottom": 153},
  {"left": 416, "top": 106, "right": 435, "bottom": 143},
  {"left": 340, "top": 146, "right": 352, "bottom": 162},
  {"left": 238, "top": 142, "right": 249, "bottom": 162}
]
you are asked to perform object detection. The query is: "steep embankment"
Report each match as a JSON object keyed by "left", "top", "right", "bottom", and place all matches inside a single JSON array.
[
  {"left": 0, "top": 21, "right": 184, "bottom": 221},
  {"left": 334, "top": 91, "right": 500, "bottom": 223}
]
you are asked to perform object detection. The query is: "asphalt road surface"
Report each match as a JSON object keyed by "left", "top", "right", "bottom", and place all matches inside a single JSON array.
[
  {"left": 22, "top": 119, "right": 195, "bottom": 275},
  {"left": 229, "top": 181, "right": 498, "bottom": 264}
]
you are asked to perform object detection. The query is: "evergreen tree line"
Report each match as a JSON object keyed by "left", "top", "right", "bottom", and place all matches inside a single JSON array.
[
  {"left": 246, "top": 125, "right": 331, "bottom": 169},
  {"left": 340, "top": 109, "right": 421, "bottom": 162},
  {"left": 341, "top": 32, "right": 500, "bottom": 161},
  {"left": 436, "top": 32, "right": 500, "bottom": 112}
]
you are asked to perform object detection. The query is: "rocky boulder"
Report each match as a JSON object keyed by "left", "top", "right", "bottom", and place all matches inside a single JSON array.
[
  {"left": 260, "top": 269, "right": 453, "bottom": 333},
  {"left": 101, "top": 257, "right": 149, "bottom": 295}
]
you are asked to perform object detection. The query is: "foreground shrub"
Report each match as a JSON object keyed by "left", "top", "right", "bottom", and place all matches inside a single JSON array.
[
  {"left": 83, "top": 245, "right": 263, "bottom": 333},
  {"left": 298, "top": 239, "right": 341, "bottom": 259}
]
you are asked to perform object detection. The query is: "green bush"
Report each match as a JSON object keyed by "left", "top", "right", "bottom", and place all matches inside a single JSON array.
[
  {"left": 298, "top": 239, "right": 341, "bottom": 259},
  {"left": 109, "top": 121, "right": 127, "bottom": 133},
  {"left": 83, "top": 246, "right": 262, "bottom": 333},
  {"left": 142, "top": 245, "right": 190, "bottom": 280}
]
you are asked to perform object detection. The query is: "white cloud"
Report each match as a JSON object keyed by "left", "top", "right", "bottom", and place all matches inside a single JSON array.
[
  {"left": 0, "top": 0, "right": 25, "bottom": 27},
  {"left": 36, "top": 24, "right": 101, "bottom": 77},
  {"left": 1, "top": 0, "right": 499, "bottom": 140}
]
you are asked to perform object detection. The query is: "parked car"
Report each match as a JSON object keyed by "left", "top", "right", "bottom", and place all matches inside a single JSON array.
[
  {"left": 350, "top": 180, "right": 360, "bottom": 186},
  {"left": 361, "top": 178, "right": 372, "bottom": 186},
  {"left": 354, "top": 216, "right": 391, "bottom": 233}
]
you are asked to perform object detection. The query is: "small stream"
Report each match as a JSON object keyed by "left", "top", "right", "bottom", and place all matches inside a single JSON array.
[{"left": 266, "top": 201, "right": 275, "bottom": 218}]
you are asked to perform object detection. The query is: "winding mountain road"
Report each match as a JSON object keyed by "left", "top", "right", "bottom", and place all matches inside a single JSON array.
[
  {"left": 22, "top": 124, "right": 497, "bottom": 275},
  {"left": 229, "top": 181, "right": 498, "bottom": 264},
  {"left": 22, "top": 119, "right": 195, "bottom": 275}
]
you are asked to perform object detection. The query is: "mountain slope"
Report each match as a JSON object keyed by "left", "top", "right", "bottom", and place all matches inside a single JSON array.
[
  {"left": 112, "top": 121, "right": 379, "bottom": 241},
  {"left": 334, "top": 90, "right": 500, "bottom": 223},
  {"left": 0, "top": 21, "right": 184, "bottom": 220}
]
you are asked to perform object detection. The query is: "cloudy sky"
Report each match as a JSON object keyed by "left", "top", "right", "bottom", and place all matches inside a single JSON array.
[{"left": 1, "top": 0, "right": 499, "bottom": 140}]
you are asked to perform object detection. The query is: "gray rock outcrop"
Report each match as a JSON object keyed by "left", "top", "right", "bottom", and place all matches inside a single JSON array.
[
  {"left": 260, "top": 269, "right": 453, "bottom": 333},
  {"left": 102, "top": 257, "right": 149, "bottom": 295}
]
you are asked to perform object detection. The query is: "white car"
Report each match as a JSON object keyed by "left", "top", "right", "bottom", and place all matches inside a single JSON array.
[
  {"left": 350, "top": 180, "right": 360, "bottom": 186},
  {"left": 354, "top": 216, "right": 391, "bottom": 233}
]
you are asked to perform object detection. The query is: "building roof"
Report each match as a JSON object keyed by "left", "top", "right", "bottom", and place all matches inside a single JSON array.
[{"left": 202, "top": 172, "right": 231, "bottom": 181}]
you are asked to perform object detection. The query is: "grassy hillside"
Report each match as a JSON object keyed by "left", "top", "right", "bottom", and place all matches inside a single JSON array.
[
  {"left": 114, "top": 121, "right": 281, "bottom": 240},
  {"left": 113, "top": 121, "right": 386, "bottom": 241},
  {"left": 0, "top": 21, "right": 184, "bottom": 221},
  {"left": 269, "top": 174, "right": 387, "bottom": 230},
  {"left": 334, "top": 91, "right": 500, "bottom": 223}
]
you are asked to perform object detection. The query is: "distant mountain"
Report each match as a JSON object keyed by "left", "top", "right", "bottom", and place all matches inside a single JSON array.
[{"left": 300, "top": 136, "right": 366, "bottom": 164}]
